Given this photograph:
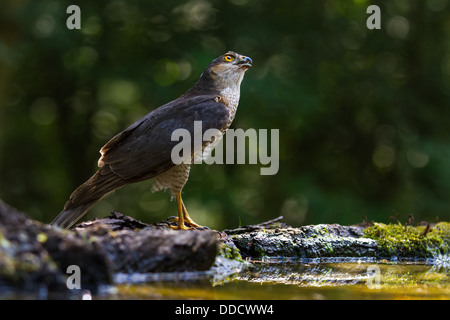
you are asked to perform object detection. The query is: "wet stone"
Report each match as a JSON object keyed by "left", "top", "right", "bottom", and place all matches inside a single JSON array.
[{"left": 229, "top": 224, "right": 379, "bottom": 260}]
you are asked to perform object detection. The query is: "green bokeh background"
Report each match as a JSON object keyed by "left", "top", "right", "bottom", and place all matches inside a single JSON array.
[{"left": 1, "top": 0, "right": 449, "bottom": 229}]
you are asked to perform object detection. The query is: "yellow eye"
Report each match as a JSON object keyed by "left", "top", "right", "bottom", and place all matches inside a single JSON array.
[{"left": 223, "top": 55, "right": 235, "bottom": 62}]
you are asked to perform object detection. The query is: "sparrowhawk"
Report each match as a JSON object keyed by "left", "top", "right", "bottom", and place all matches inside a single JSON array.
[{"left": 51, "top": 51, "right": 252, "bottom": 230}]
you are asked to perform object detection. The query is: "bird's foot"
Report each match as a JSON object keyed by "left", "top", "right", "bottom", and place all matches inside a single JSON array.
[
  {"left": 169, "top": 223, "right": 192, "bottom": 230},
  {"left": 167, "top": 216, "right": 209, "bottom": 230}
]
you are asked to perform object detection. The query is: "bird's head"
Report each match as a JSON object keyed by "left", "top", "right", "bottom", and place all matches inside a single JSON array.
[{"left": 201, "top": 51, "right": 252, "bottom": 90}]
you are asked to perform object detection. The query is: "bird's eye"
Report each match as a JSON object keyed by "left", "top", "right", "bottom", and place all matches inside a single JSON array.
[{"left": 223, "top": 55, "right": 235, "bottom": 62}]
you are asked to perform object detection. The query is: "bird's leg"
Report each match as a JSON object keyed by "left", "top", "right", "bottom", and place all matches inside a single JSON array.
[
  {"left": 169, "top": 192, "right": 204, "bottom": 229},
  {"left": 170, "top": 191, "right": 190, "bottom": 230},
  {"left": 181, "top": 199, "right": 203, "bottom": 228}
]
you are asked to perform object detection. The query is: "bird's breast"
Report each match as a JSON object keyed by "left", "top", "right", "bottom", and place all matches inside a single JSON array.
[
  {"left": 199, "top": 87, "right": 240, "bottom": 162},
  {"left": 219, "top": 86, "right": 240, "bottom": 128}
]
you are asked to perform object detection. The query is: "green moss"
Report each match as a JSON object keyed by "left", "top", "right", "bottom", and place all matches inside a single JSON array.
[
  {"left": 219, "top": 242, "right": 244, "bottom": 262},
  {"left": 363, "top": 222, "right": 450, "bottom": 258}
]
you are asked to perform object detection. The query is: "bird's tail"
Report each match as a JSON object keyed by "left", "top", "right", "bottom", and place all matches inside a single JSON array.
[
  {"left": 51, "top": 165, "right": 126, "bottom": 229},
  {"left": 51, "top": 201, "right": 99, "bottom": 229}
]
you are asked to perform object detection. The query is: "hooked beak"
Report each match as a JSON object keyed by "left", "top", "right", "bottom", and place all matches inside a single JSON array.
[{"left": 238, "top": 56, "right": 253, "bottom": 69}]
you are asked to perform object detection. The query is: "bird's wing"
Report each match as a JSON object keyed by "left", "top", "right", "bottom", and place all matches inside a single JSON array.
[{"left": 97, "top": 95, "right": 230, "bottom": 181}]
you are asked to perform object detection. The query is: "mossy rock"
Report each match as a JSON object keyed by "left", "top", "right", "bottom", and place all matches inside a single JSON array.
[
  {"left": 230, "top": 224, "right": 378, "bottom": 259},
  {"left": 363, "top": 222, "right": 450, "bottom": 259}
]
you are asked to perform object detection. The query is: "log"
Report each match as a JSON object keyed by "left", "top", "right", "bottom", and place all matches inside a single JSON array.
[
  {"left": 74, "top": 212, "right": 218, "bottom": 273},
  {"left": 0, "top": 200, "right": 218, "bottom": 294},
  {"left": 228, "top": 219, "right": 378, "bottom": 260},
  {"left": 0, "top": 199, "right": 111, "bottom": 293}
]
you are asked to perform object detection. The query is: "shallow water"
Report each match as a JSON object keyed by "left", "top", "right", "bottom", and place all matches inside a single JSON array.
[
  {"left": 1, "top": 258, "right": 448, "bottom": 300},
  {"left": 105, "top": 259, "right": 450, "bottom": 300}
]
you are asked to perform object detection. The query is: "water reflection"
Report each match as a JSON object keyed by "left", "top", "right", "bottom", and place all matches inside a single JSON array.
[{"left": 106, "top": 260, "right": 450, "bottom": 300}]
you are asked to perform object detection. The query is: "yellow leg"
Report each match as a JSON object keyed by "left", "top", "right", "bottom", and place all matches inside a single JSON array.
[
  {"left": 181, "top": 199, "right": 203, "bottom": 228},
  {"left": 169, "top": 192, "right": 204, "bottom": 229},
  {"left": 169, "top": 191, "right": 190, "bottom": 230}
]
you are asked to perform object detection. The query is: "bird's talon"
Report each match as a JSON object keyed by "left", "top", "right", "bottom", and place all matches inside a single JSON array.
[
  {"left": 169, "top": 223, "right": 194, "bottom": 230},
  {"left": 166, "top": 219, "right": 205, "bottom": 230}
]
